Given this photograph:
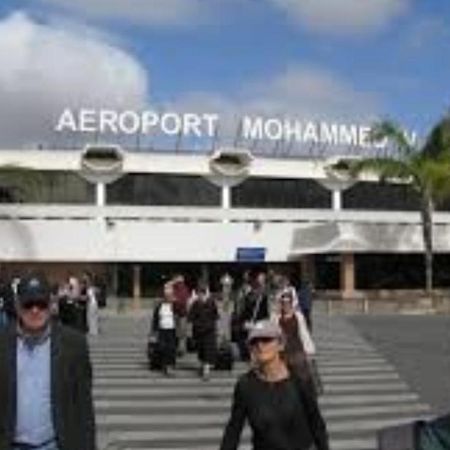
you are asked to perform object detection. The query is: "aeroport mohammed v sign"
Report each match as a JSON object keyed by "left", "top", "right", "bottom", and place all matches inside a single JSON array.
[{"left": 55, "top": 108, "right": 417, "bottom": 150}]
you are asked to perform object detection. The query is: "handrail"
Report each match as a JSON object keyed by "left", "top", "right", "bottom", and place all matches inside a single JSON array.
[{"left": 1, "top": 204, "right": 449, "bottom": 224}]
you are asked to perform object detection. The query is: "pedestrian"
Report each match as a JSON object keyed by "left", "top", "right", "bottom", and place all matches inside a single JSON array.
[
  {"left": 172, "top": 274, "right": 190, "bottom": 356},
  {"left": 151, "top": 281, "right": 177, "bottom": 376},
  {"left": 0, "top": 272, "right": 96, "bottom": 450},
  {"left": 0, "top": 279, "right": 14, "bottom": 328},
  {"left": 275, "top": 289, "right": 322, "bottom": 397},
  {"left": 220, "top": 319, "right": 329, "bottom": 450},
  {"left": 188, "top": 284, "right": 218, "bottom": 380},
  {"left": 235, "top": 272, "right": 270, "bottom": 361},
  {"left": 298, "top": 280, "right": 313, "bottom": 331},
  {"left": 86, "top": 279, "right": 99, "bottom": 336}
]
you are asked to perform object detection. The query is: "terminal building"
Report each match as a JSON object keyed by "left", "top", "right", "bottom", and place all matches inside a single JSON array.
[{"left": 1, "top": 145, "right": 450, "bottom": 306}]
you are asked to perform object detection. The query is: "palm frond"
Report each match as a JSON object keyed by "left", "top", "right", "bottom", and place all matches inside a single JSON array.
[
  {"left": 370, "top": 120, "right": 416, "bottom": 158},
  {"left": 342, "top": 157, "right": 414, "bottom": 181},
  {"left": 423, "top": 113, "right": 450, "bottom": 158},
  {"left": 417, "top": 151, "right": 450, "bottom": 203}
]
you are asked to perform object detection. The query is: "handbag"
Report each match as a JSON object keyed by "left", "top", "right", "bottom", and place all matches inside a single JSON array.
[
  {"left": 308, "top": 358, "right": 324, "bottom": 397},
  {"left": 377, "top": 421, "right": 419, "bottom": 450},
  {"left": 244, "top": 292, "right": 265, "bottom": 330},
  {"left": 417, "top": 414, "right": 450, "bottom": 450}
]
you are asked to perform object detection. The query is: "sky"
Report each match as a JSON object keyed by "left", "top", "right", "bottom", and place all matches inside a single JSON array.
[{"left": 1, "top": 0, "right": 450, "bottom": 153}]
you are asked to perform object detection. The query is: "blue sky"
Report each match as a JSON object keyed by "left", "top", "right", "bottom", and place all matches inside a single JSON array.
[{"left": 0, "top": 0, "right": 449, "bottom": 149}]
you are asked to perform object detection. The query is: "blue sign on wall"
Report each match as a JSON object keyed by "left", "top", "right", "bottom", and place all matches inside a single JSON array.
[{"left": 236, "top": 247, "right": 266, "bottom": 262}]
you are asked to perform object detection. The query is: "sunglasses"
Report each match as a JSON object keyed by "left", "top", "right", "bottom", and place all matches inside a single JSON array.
[
  {"left": 21, "top": 300, "right": 49, "bottom": 311},
  {"left": 249, "top": 336, "right": 276, "bottom": 346}
]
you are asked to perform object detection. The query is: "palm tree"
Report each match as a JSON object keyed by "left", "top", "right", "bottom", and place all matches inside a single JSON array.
[{"left": 330, "top": 115, "right": 450, "bottom": 295}]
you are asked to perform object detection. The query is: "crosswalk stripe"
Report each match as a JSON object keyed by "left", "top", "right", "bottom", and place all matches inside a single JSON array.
[{"left": 90, "top": 311, "right": 430, "bottom": 450}]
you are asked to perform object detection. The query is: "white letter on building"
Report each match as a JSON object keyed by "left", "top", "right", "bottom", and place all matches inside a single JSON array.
[
  {"left": 405, "top": 130, "right": 418, "bottom": 146},
  {"left": 55, "top": 108, "right": 77, "bottom": 132},
  {"left": 79, "top": 109, "right": 97, "bottom": 133},
  {"left": 374, "top": 137, "right": 388, "bottom": 149},
  {"left": 358, "top": 126, "right": 371, "bottom": 148},
  {"left": 303, "top": 122, "right": 319, "bottom": 144},
  {"left": 339, "top": 125, "right": 359, "bottom": 146},
  {"left": 283, "top": 119, "right": 302, "bottom": 142},
  {"left": 320, "top": 123, "right": 339, "bottom": 146},
  {"left": 141, "top": 111, "right": 159, "bottom": 134},
  {"left": 161, "top": 113, "right": 182, "bottom": 135},
  {"left": 264, "top": 118, "right": 283, "bottom": 140},
  {"left": 242, "top": 116, "right": 263, "bottom": 140},
  {"left": 99, "top": 109, "right": 119, "bottom": 134},
  {"left": 203, "top": 113, "right": 219, "bottom": 137},
  {"left": 183, "top": 113, "right": 202, "bottom": 137},
  {"left": 118, "top": 110, "right": 141, "bottom": 135}
]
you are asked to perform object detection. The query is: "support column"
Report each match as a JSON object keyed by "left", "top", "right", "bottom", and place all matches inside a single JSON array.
[
  {"left": 221, "top": 186, "right": 231, "bottom": 223},
  {"left": 332, "top": 190, "right": 342, "bottom": 211},
  {"left": 221, "top": 186, "right": 231, "bottom": 209},
  {"left": 96, "top": 182, "right": 106, "bottom": 206},
  {"left": 340, "top": 253, "right": 355, "bottom": 299},
  {"left": 132, "top": 264, "right": 142, "bottom": 310},
  {"left": 300, "top": 255, "right": 316, "bottom": 286}
]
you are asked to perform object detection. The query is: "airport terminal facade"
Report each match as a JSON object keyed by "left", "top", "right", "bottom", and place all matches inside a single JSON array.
[{"left": 1, "top": 144, "right": 450, "bottom": 303}]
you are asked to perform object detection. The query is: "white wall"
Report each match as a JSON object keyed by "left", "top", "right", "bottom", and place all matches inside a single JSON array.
[
  {"left": 2, "top": 205, "right": 450, "bottom": 262},
  {"left": 0, "top": 217, "right": 295, "bottom": 262}
]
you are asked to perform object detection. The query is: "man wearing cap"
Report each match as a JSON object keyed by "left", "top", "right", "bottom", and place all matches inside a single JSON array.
[{"left": 0, "top": 273, "right": 96, "bottom": 450}]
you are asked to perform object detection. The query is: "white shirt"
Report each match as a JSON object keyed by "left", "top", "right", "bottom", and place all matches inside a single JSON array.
[{"left": 159, "top": 303, "right": 175, "bottom": 330}]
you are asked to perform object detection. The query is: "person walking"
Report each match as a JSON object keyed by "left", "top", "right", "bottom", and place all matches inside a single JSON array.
[
  {"left": 0, "top": 279, "right": 14, "bottom": 328},
  {"left": 188, "top": 285, "right": 218, "bottom": 380},
  {"left": 86, "top": 278, "right": 99, "bottom": 336},
  {"left": 236, "top": 272, "right": 270, "bottom": 361},
  {"left": 297, "top": 280, "right": 313, "bottom": 332},
  {"left": 220, "top": 319, "right": 329, "bottom": 450},
  {"left": 172, "top": 275, "right": 190, "bottom": 356},
  {"left": 275, "top": 289, "right": 322, "bottom": 397},
  {"left": 0, "top": 273, "right": 96, "bottom": 450},
  {"left": 151, "top": 281, "right": 178, "bottom": 376}
]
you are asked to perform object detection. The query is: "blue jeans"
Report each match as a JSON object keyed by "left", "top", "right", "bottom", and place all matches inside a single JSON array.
[
  {"left": 0, "top": 310, "right": 8, "bottom": 328},
  {"left": 13, "top": 440, "right": 59, "bottom": 450}
]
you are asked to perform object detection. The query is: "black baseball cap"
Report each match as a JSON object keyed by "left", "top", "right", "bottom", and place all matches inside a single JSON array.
[{"left": 17, "top": 274, "right": 51, "bottom": 306}]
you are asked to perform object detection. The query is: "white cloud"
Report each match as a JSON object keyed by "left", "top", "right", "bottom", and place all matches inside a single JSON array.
[
  {"left": 269, "top": 0, "right": 410, "bottom": 35},
  {"left": 174, "top": 64, "right": 379, "bottom": 121},
  {"left": 39, "top": 0, "right": 208, "bottom": 26},
  {"left": 0, "top": 12, "right": 149, "bottom": 148},
  {"left": 403, "top": 16, "right": 450, "bottom": 51},
  {"left": 169, "top": 64, "right": 381, "bottom": 152}
]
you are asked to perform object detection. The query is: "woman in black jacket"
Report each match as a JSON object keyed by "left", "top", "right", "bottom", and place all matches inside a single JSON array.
[
  {"left": 188, "top": 285, "right": 218, "bottom": 380},
  {"left": 220, "top": 320, "right": 329, "bottom": 450}
]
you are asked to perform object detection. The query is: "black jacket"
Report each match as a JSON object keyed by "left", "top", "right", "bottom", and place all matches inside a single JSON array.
[
  {"left": 0, "top": 321, "right": 96, "bottom": 450},
  {"left": 220, "top": 371, "right": 329, "bottom": 450},
  {"left": 188, "top": 299, "right": 218, "bottom": 336}
]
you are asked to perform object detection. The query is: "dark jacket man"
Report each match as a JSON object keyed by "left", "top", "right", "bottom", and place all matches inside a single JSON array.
[{"left": 0, "top": 273, "right": 96, "bottom": 450}]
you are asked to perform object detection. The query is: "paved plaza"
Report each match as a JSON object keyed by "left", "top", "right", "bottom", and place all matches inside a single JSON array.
[
  {"left": 88, "top": 305, "right": 450, "bottom": 450},
  {"left": 350, "top": 314, "right": 450, "bottom": 416}
]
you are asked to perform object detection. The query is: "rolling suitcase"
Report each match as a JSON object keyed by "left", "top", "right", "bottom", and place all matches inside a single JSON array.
[
  {"left": 214, "top": 341, "right": 234, "bottom": 371},
  {"left": 147, "top": 338, "right": 163, "bottom": 371}
]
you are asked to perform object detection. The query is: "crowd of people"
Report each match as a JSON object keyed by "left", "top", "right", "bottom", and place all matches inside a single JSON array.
[
  {"left": 1, "top": 268, "right": 328, "bottom": 450},
  {"left": 147, "top": 269, "right": 329, "bottom": 449},
  {"left": 2, "top": 267, "right": 449, "bottom": 450},
  {"left": 0, "top": 272, "right": 105, "bottom": 336}
]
